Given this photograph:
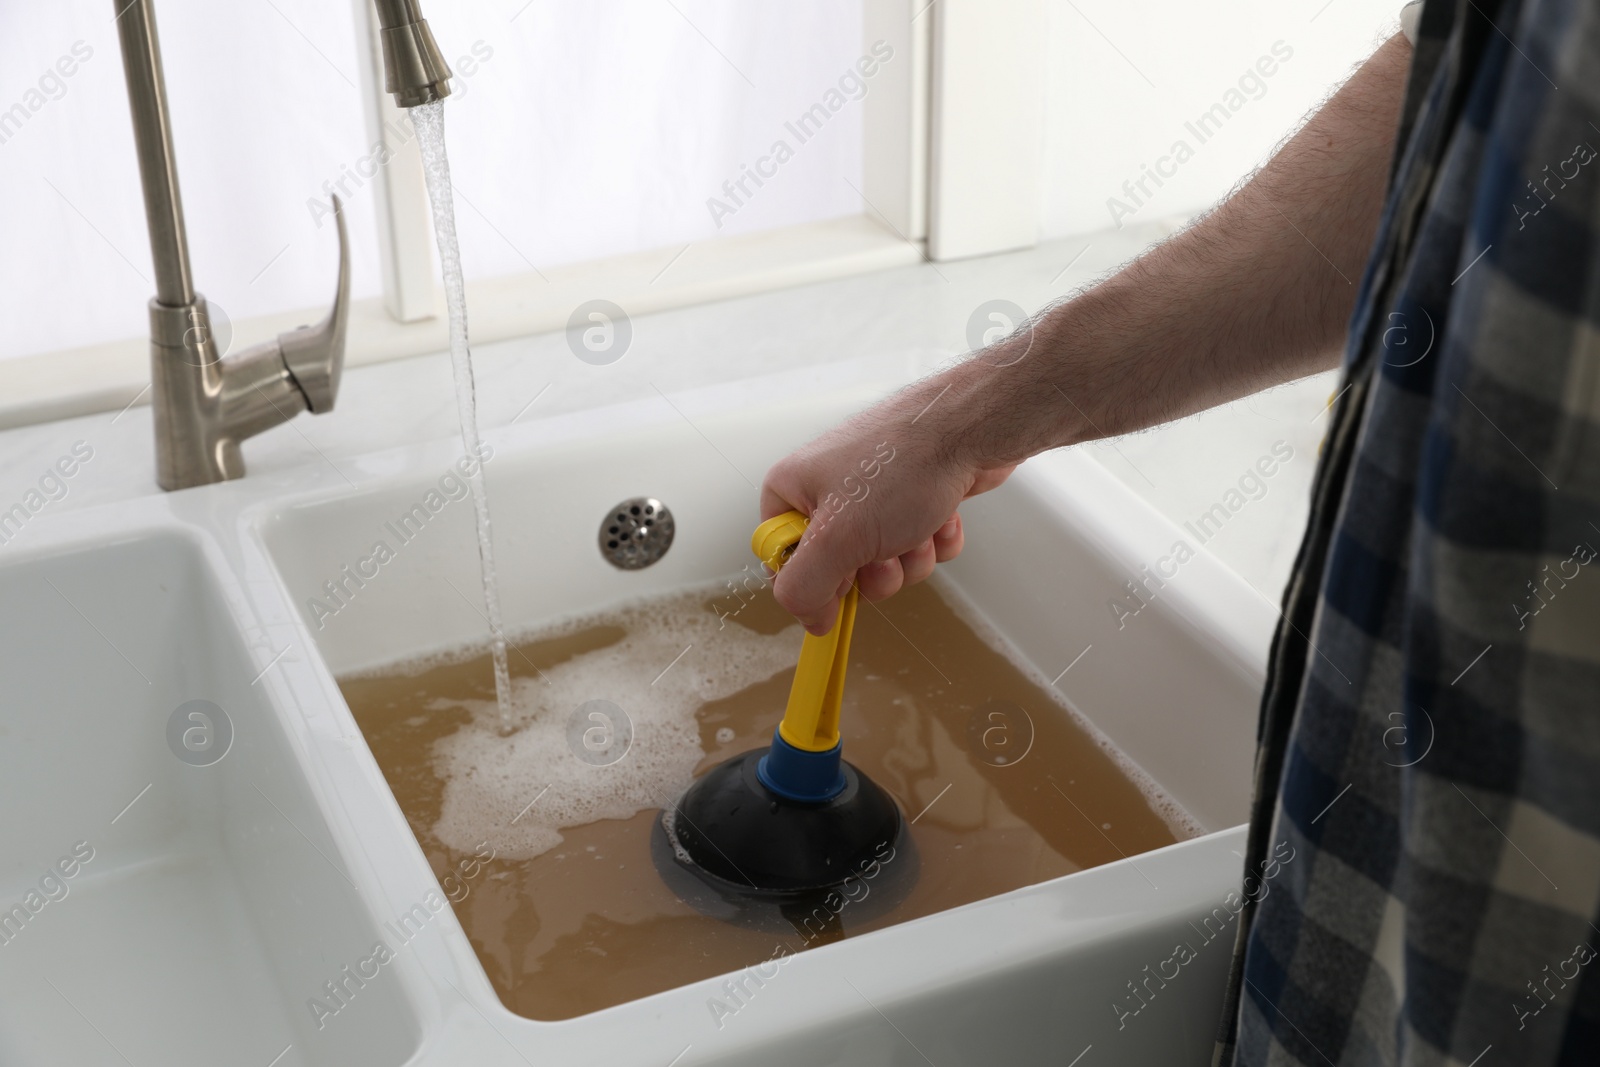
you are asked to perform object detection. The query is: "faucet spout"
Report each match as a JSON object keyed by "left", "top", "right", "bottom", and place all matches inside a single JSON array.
[
  {"left": 113, "top": 0, "right": 192, "bottom": 308},
  {"left": 114, "top": 0, "right": 348, "bottom": 491},
  {"left": 373, "top": 0, "right": 454, "bottom": 108}
]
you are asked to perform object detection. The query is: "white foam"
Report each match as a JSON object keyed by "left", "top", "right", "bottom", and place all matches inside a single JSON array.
[{"left": 431, "top": 586, "right": 802, "bottom": 860}]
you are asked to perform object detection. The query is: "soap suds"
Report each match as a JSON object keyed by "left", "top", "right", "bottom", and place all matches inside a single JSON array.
[{"left": 430, "top": 586, "right": 801, "bottom": 860}]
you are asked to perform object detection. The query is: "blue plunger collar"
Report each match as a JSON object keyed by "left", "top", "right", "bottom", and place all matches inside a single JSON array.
[{"left": 756, "top": 727, "right": 847, "bottom": 802}]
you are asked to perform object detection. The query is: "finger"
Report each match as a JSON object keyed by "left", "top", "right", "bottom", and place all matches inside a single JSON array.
[
  {"left": 759, "top": 458, "right": 814, "bottom": 522},
  {"left": 932, "top": 514, "right": 964, "bottom": 562},
  {"left": 857, "top": 558, "right": 904, "bottom": 602},
  {"left": 760, "top": 480, "right": 800, "bottom": 522},
  {"left": 772, "top": 524, "right": 858, "bottom": 633},
  {"left": 799, "top": 595, "right": 840, "bottom": 636},
  {"left": 774, "top": 574, "right": 842, "bottom": 635},
  {"left": 898, "top": 538, "right": 937, "bottom": 586}
]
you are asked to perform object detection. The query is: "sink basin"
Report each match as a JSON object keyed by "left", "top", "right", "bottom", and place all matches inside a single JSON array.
[
  {"left": 241, "top": 370, "right": 1270, "bottom": 1065},
  {"left": 0, "top": 524, "right": 421, "bottom": 1067}
]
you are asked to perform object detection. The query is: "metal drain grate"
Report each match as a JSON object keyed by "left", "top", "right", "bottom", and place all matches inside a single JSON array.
[{"left": 599, "top": 497, "right": 675, "bottom": 570}]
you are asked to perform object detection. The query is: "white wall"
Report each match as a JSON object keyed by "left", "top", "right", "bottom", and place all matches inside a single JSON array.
[
  {"left": 0, "top": 1, "right": 865, "bottom": 363},
  {"left": 1040, "top": 0, "right": 1404, "bottom": 241}
]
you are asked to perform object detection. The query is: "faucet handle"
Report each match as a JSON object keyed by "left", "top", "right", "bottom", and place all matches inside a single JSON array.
[{"left": 279, "top": 195, "right": 350, "bottom": 414}]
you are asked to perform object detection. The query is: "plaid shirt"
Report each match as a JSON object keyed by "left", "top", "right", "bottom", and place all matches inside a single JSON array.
[{"left": 1216, "top": 1, "right": 1600, "bottom": 1064}]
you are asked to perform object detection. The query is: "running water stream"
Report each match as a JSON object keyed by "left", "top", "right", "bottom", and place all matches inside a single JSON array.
[{"left": 410, "top": 101, "right": 514, "bottom": 734}]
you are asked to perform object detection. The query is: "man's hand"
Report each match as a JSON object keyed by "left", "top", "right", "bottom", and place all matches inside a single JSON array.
[
  {"left": 759, "top": 32, "right": 1410, "bottom": 635},
  {"left": 760, "top": 373, "right": 1015, "bottom": 635}
]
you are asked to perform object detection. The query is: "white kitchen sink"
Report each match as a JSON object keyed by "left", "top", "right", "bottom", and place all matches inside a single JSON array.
[
  {"left": 0, "top": 367, "right": 1271, "bottom": 1066},
  {"left": 0, "top": 525, "right": 420, "bottom": 1067}
]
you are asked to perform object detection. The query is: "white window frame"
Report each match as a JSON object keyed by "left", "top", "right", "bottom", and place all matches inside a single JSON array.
[
  {"left": 928, "top": 0, "right": 1044, "bottom": 260},
  {"left": 0, "top": 0, "right": 1050, "bottom": 431}
]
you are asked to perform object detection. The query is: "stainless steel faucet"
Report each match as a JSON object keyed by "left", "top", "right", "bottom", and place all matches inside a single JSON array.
[
  {"left": 373, "top": 0, "right": 454, "bottom": 108},
  {"left": 114, "top": 0, "right": 452, "bottom": 491}
]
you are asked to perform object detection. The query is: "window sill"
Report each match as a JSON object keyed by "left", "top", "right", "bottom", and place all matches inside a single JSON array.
[{"left": 0, "top": 212, "right": 922, "bottom": 431}]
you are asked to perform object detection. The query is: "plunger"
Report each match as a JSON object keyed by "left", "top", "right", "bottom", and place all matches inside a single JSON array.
[{"left": 659, "top": 510, "right": 905, "bottom": 901}]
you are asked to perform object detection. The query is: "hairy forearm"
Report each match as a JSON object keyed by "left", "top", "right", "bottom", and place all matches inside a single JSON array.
[
  {"left": 939, "top": 32, "right": 1412, "bottom": 468},
  {"left": 759, "top": 32, "right": 1415, "bottom": 629}
]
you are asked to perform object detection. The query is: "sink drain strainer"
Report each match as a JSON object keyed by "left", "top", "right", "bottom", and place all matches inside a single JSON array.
[{"left": 600, "top": 497, "right": 675, "bottom": 570}]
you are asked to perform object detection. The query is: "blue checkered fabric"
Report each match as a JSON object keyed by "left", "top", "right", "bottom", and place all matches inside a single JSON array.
[{"left": 1215, "top": 1, "right": 1600, "bottom": 1064}]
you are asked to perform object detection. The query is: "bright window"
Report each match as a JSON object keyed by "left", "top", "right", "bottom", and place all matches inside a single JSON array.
[
  {"left": 0, "top": 0, "right": 894, "bottom": 368},
  {"left": 425, "top": 0, "right": 869, "bottom": 279},
  {"left": 1, "top": 0, "right": 1403, "bottom": 424}
]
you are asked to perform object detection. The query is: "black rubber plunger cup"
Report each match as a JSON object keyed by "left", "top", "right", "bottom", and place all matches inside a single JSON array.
[
  {"left": 665, "top": 728, "right": 903, "bottom": 898},
  {"left": 659, "top": 511, "right": 906, "bottom": 904}
]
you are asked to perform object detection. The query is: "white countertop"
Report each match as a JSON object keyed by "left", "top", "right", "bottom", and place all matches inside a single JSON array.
[{"left": 0, "top": 215, "right": 1332, "bottom": 604}]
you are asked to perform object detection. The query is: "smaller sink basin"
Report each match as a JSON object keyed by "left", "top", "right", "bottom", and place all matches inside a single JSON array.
[{"left": 0, "top": 526, "right": 421, "bottom": 1067}]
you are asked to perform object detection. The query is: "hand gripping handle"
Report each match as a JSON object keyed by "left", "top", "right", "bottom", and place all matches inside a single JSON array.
[{"left": 752, "top": 510, "right": 859, "bottom": 753}]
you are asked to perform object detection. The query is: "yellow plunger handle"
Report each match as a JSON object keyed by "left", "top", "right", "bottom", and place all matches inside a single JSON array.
[{"left": 752, "top": 510, "right": 859, "bottom": 753}]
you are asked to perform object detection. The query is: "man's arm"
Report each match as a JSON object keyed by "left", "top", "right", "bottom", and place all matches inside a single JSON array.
[{"left": 763, "top": 33, "right": 1413, "bottom": 634}]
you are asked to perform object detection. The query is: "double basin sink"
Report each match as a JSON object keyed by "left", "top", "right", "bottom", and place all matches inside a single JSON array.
[{"left": 0, "top": 368, "right": 1267, "bottom": 1066}]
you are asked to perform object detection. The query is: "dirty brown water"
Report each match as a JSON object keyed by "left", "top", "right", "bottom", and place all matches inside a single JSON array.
[{"left": 340, "top": 579, "right": 1186, "bottom": 1020}]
